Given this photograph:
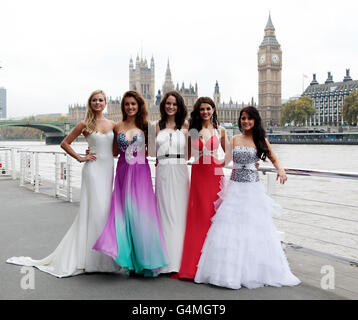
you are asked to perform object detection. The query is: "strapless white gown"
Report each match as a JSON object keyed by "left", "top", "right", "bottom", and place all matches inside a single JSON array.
[
  {"left": 195, "top": 146, "right": 300, "bottom": 289},
  {"left": 6, "top": 131, "right": 119, "bottom": 277}
]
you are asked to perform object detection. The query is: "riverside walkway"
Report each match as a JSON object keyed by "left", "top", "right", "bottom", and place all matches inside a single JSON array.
[{"left": 1, "top": 177, "right": 358, "bottom": 300}]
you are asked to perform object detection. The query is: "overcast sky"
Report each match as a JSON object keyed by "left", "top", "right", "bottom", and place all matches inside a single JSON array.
[{"left": 1, "top": 0, "right": 358, "bottom": 118}]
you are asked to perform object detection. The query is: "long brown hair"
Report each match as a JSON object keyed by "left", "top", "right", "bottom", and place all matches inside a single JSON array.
[
  {"left": 159, "top": 91, "right": 187, "bottom": 130},
  {"left": 189, "top": 96, "right": 218, "bottom": 132},
  {"left": 238, "top": 106, "right": 269, "bottom": 161},
  {"left": 121, "top": 90, "right": 148, "bottom": 142}
]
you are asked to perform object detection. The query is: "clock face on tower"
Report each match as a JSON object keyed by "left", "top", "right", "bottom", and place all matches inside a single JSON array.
[
  {"left": 272, "top": 54, "right": 280, "bottom": 64},
  {"left": 259, "top": 54, "right": 266, "bottom": 65}
]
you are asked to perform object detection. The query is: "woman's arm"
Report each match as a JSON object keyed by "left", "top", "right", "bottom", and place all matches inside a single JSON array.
[
  {"left": 265, "top": 138, "right": 287, "bottom": 184},
  {"left": 218, "top": 126, "right": 230, "bottom": 166},
  {"left": 219, "top": 126, "right": 229, "bottom": 153},
  {"left": 60, "top": 121, "right": 96, "bottom": 162},
  {"left": 112, "top": 122, "right": 119, "bottom": 157},
  {"left": 222, "top": 135, "right": 233, "bottom": 167},
  {"left": 182, "top": 120, "right": 191, "bottom": 161},
  {"left": 148, "top": 121, "right": 159, "bottom": 158}
]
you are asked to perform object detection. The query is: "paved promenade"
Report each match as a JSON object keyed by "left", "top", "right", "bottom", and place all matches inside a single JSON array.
[{"left": 1, "top": 177, "right": 357, "bottom": 300}]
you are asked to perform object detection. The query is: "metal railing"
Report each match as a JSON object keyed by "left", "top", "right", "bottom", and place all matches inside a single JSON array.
[
  {"left": 0, "top": 148, "right": 82, "bottom": 202},
  {"left": 259, "top": 167, "right": 358, "bottom": 265},
  {"left": 1, "top": 147, "right": 357, "bottom": 264},
  {"left": 0, "top": 148, "right": 16, "bottom": 179}
]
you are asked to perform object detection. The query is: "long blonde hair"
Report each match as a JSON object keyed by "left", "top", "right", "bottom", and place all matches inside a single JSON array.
[{"left": 83, "top": 89, "right": 107, "bottom": 134}]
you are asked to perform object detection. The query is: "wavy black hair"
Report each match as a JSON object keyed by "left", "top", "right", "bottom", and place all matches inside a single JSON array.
[
  {"left": 238, "top": 106, "right": 270, "bottom": 161},
  {"left": 189, "top": 97, "right": 218, "bottom": 132},
  {"left": 158, "top": 91, "right": 187, "bottom": 130}
]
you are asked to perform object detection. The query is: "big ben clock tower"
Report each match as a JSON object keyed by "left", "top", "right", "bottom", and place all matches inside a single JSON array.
[{"left": 258, "top": 13, "right": 282, "bottom": 128}]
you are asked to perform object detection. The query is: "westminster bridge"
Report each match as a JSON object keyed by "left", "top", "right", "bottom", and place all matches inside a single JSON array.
[
  {"left": 1, "top": 120, "right": 358, "bottom": 145},
  {"left": 0, "top": 120, "right": 77, "bottom": 144}
]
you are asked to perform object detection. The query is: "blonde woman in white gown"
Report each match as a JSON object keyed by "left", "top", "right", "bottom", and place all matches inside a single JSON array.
[
  {"left": 155, "top": 91, "right": 190, "bottom": 274},
  {"left": 6, "top": 90, "right": 119, "bottom": 277}
]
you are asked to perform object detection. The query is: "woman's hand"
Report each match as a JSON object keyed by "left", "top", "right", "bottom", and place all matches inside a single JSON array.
[
  {"left": 276, "top": 168, "right": 287, "bottom": 184},
  {"left": 78, "top": 152, "right": 96, "bottom": 162}
]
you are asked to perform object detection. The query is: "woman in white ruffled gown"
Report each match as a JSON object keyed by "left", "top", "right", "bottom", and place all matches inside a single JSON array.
[
  {"left": 155, "top": 91, "right": 190, "bottom": 273},
  {"left": 6, "top": 90, "right": 119, "bottom": 277},
  {"left": 194, "top": 106, "right": 300, "bottom": 289}
]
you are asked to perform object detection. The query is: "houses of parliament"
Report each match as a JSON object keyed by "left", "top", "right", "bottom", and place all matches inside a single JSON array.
[{"left": 69, "top": 14, "right": 282, "bottom": 128}]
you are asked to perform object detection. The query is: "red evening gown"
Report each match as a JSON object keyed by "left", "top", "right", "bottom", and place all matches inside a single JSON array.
[{"left": 173, "top": 131, "right": 224, "bottom": 279}]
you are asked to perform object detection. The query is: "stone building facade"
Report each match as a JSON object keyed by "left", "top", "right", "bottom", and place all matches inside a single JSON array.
[
  {"left": 129, "top": 55, "right": 155, "bottom": 108},
  {"left": 106, "top": 97, "right": 122, "bottom": 122},
  {"left": 68, "top": 104, "right": 86, "bottom": 122},
  {"left": 258, "top": 14, "right": 282, "bottom": 128},
  {"left": 68, "top": 97, "right": 122, "bottom": 123},
  {"left": 162, "top": 60, "right": 175, "bottom": 96},
  {"left": 214, "top": 81, "right": 255, "bottom": 124},
  {"left": 303, "top": 69, "right": 358, "bottom": 126}
]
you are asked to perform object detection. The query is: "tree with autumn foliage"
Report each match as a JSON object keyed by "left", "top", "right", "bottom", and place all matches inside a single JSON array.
[
  {"left": 342, "top": 90, "right": 358, "bottom": 125},
  {"left": 280, "top": 96, "right": 315, "bottom": 126}
]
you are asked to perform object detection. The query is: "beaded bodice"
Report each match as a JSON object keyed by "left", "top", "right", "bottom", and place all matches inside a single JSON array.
[
  {"left": 230, "top": 146, "right": 259, "bottom": 183},
  {"left": 117, "top": 132, "right": 145, "bottom": 162}
]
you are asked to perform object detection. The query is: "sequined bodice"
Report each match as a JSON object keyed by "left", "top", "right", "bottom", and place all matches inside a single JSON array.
[
  {"left": 117, "top": 132, "right": 145, "bottom": 162},
  {"left": 230, "top": 146, "right": 259, "bottom": 183}
]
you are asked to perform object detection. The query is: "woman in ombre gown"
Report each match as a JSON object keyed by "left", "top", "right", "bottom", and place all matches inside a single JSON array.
[
  {"left": 93, "top": 91, "right": 168, "bottom": 277},
  {"left": 173, "top": 97, "right": 228, "bottom": 280}
]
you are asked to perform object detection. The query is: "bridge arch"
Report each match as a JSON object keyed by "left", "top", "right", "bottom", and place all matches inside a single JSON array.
[{"left": 0, "top": 120, "right": 76, "bottom": 144}]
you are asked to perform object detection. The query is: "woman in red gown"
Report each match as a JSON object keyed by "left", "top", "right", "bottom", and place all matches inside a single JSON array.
[{"left": 173, "top": 97, "right": 228, "bottom": 279}]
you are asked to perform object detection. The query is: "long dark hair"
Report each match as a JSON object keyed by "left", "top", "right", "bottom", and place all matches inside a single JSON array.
[
  {"left": 159, "top": 91, "right": 187, "bottom": 130},
  {"left": 121, "top": 90, "right": 148, "bottom": 143},
  {"left": 238, "top": 106, "right": 269, "bottom": 161},
  {"left": 189, "top": 97, "right": 218, "bottom": 132}
]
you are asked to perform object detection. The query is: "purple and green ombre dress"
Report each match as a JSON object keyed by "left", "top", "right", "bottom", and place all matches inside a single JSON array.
[{"left": 93, "top": 132, "right": 168, "bottom": 276}]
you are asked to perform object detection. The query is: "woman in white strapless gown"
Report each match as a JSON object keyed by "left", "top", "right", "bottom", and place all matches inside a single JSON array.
[
  {"left": 194, "top": 106, "right": 300, "bottom": 289},
  {"left": 155, "top": 91, "right": 190, "bottom": 273},
  {"left": 6, "top": 90, "right": 119, "bottom": 277}
]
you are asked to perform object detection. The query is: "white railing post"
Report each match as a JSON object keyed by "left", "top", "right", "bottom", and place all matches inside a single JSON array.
[
  {"left": 30, "top": 152, "right": 35, "bottom": 185},
  {"left": 34, "top": 152, "right": 39, "bottom": 193},
  {"left": 20, "top": 152, "right": 24, "bottom": 186},
  {"left": 266, "top": 171, "right": 276, "bottom": 196},
  {"left": 5, "top": 150, "right": 9, "bottom": 175},
  {"left": 265, "top": 170, "right": 286, "bottom": 246},
  {"left": 66, "top": 155, "right": 73, "bottom": 202},
  {"left": 55, "top": 153, "right": 60, "bottom": 198},
  {"left": 11, "top": 149, "right": 16, "bottom": 180}
]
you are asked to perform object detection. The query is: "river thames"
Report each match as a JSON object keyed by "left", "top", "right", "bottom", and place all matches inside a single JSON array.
[{"left": 1, "top": 140, "right": 358, "bottom": 263}]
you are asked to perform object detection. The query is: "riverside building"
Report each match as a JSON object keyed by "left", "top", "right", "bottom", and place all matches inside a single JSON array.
[
  {"left": 303, "top": 69, "right": 358, "bottom": 126},
  {"left": 0, "top": 87, "right": 6, "bottom": 119}
]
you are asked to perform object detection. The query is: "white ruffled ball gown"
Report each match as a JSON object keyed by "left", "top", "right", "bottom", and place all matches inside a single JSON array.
[{"left": 194, "top": 146, "right": 301, "bottom": 289}]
